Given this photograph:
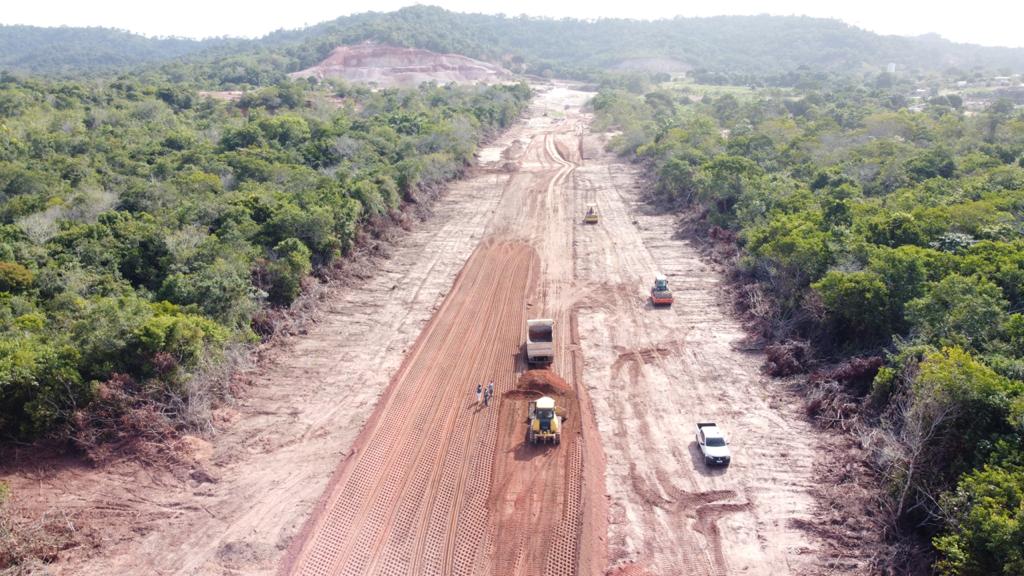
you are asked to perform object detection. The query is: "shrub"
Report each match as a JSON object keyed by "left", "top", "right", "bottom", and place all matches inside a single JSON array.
[
  {"left": 812, "top": 271, "right": 891, "bottom": 345},
  {"left": 0, "top": 337, "right": 85, "bottom": 438},
  {"left": 934, "top": 457, "right": 1024, "bottom": 576},
  {"left": 135, "top": 303, "right": 229, "bottom": 374},
  {"left": 0, "top": 261, "right": 32, "bottom": 293},
  {"left": 266, "top": 238, "right": 312, "bottom": 306}
]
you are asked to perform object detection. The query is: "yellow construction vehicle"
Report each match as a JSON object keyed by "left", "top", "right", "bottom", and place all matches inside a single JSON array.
[
  {"left": 527, "top": 396, "right": 561, "bottom": 445},
  {"left": 583, "top": 203, "right": 599, "bottom": 224}
]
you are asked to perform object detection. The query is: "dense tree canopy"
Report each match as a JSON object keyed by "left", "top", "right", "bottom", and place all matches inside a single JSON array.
[{"left": 0, "top": 73, "right": 530, "bottom": 443}]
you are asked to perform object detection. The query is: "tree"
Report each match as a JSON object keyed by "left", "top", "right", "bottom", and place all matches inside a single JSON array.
[
  {"left": 698, "top": 155, "right": 764, "bottom": 224},
  {"left": 655, "top": 157, "right": 699, "bottom": 205},
  {"left": 0, "top": 261, "right": 32, "bottom": 293},
  {"left": 868, "top": 245, "right": 951, "bottom": 332},
  {"left": 906, "top": 274, "right": 1009, "bottom": 351},
  {"left": 881, "top": 348, "right": 1022, "bottom": 527},
  {"left": 934, "top": 459, "right": 1024, "bottom": 576},
  {"left": 862, "top": 211, "right": 926, "bottom": 247},
  {"left": 812, "top": 270, "right": 891, "bottom": 345}
]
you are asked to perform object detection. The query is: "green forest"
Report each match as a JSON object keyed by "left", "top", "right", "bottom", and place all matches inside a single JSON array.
[
  {"left": 4, "top": 7, "right": 1024, "bottom": 84},
  {"left": 592, "top": 77, "right": 1024, "bottom": 574},
  {"left": 0, "top": 72, "right": 530, "bottom": 453}
]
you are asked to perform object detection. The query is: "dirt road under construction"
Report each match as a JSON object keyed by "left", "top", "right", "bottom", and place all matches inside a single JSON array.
[
  {"left": 281, "top": 87, "right": 604, "bottom": 576},
  {"left": 281, "top": 84, "right": 831, "bottom": 576},
  {"left": 35, "top": 84, "right": 840, "bottom": 576}
]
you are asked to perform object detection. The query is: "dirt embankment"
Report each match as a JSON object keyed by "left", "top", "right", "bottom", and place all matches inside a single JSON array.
[{"left": 289, "top": 42, "right": 514, "bottom": 88}]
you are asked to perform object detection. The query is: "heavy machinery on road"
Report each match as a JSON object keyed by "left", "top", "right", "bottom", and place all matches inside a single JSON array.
[
  {"left": 526, "top": 318, "right": 554, "bottom": 366},
  {"left": 651, "top": 273, "right": 674, "bottom": 306},
  {"left": 528, "top": 396, "right": 561, "bottom": 444},
  {"left": 696, "top": 422, "right": 731, "bottom": 466},
  {"left": 583, "top": 203, "right": 599, "bottom": 224}
]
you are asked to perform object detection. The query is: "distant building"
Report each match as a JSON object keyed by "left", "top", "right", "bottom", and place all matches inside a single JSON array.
[{"left": 887, "top": 63, "right": 897, "bottom": 73}]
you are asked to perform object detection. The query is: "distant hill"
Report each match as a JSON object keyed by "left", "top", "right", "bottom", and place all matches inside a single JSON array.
[
  {"left": 2, "top": 7, "right": 1023, "bottom": 83},
  {"left": 288, "top": 42, "right": 513, "bottom": 88},
  {"left": 271, "top": 8, "right": 1024, "bottom": 78},
  {"left": 0, "top": 25, "right": 222, "bottom": 75}
]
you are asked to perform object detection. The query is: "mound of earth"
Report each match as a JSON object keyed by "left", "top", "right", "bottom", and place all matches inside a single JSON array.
[
  {"left": 516, "top": 369, "right": 570, "bottom": 395},
  {"left": 289, "top": 42, "right": 514, "bottom": 88}
]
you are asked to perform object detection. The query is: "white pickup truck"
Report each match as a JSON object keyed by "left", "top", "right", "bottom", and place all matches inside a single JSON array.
[
  {"left": 526, "top": 319, "right": 554, "bottom": 366},
  {"left": 695, "top": 422, "right": 731, "bottom": 466}
]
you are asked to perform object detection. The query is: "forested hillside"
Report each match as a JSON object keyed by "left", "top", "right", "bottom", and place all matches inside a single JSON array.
[
  {"left": 0, "top": 73, "right": 530, "bottom": 452},
  {"left": 3, "top": 7, "right": 1023, "bottom": 84},
  {"left": 0, "top": 25, "right": 218, "bottom": 75},
  {"left": 592, "top": 78, "right": 1024, "bottom": 574},
  {"left": 268, "top": 7, "right": 1024, "bottom": 81}
]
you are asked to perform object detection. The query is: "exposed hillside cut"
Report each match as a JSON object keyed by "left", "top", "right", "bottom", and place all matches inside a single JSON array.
[{"left": 288, "top": 42, "right": 514, "bottom": 87}]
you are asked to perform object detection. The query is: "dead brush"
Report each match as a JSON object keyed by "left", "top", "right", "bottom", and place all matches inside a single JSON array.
[
  {"left": 803, "top": 380, "right": 861, "bottom": 431},
  {"left": 764, "top": 340, "right": 811, "bottom": 376},
  {"left": 0, "top": 486, "right": 77, "bottom": 572},
  {"left": 70, "top": 374, "right": 180, "bottom": 466}
]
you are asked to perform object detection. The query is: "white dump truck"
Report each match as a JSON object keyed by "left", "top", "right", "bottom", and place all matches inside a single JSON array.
[{"left": 525, "top": 318, "right": 554, "bottom": 366}]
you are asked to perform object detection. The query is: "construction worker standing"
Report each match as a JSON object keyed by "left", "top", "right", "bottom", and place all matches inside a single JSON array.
[{"left": 476, "top": 383, "right": 482, "bottom": 405}]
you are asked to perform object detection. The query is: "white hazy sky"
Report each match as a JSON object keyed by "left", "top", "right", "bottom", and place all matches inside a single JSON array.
[{"left": 2, "top": 1, "right": 1022, "bottom": 48}]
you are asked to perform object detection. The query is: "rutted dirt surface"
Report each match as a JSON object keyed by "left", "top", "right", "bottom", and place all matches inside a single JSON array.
[
  {"left": 574, "top": 153, "right": 828, "bottom": 574},
  {"left": 282, "top": 86, "right": 604, "bottom": 576},
  {"left": 289, "top": 42, "right": 514, "bottom": 88},
  {"left": 1, "top": 83, "right": 846, "bottom": 576}
]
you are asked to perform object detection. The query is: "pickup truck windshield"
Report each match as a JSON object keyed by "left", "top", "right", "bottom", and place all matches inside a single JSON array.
[
  {"left": 528, "top": 326, "right": 553, "bottom": 342},
  {"left": 705, "top": 437, "right": 726, "bottom": 447}
]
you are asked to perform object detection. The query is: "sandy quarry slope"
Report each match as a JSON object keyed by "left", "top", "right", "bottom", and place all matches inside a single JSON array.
[
  {"left": 289, "top": 42, "right": 514, "bottom": 87},
  {"left": 0, "top": 83, "right": 865, "bottom": 576}
]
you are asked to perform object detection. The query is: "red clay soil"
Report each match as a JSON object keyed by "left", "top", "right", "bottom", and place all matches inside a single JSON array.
[
  {"left": 281, "top": 87, "right": 607, "bottom": 576},
  {"left": 517, "top": 369, "right": 571, "bottom": 395},
  {"left": 288, "top": 42, "right": 514, "bottom": 88},
  {"left": 280, "top": 240, "right": 560, "bottom": 575}
]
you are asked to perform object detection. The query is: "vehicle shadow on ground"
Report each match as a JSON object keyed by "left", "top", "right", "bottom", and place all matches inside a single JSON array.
[
  {"left": 687, "top": 441, "right": 729, "bottom": 478},
  {"left": 513, "top": 440, "right": 555, "bottom": 462}
]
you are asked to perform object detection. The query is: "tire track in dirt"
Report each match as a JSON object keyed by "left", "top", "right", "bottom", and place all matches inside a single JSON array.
[
  {"left": 283, "top": 85, "right": 604, "bottom": 576},
  {"left": 575, "top": 137, "right": 826, "bottom": 575},
  {"left": 478, "top": 108, "right": 593, "bottom": 576},
  {"left": 282, "top": 241, "right": 537, "bottom": 576}
]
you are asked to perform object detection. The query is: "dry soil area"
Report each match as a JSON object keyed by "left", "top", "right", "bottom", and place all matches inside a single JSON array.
[
  {"left": 289, "top": 43, "right": 514, "bottom": 88},
  {"left": 2, "top": 83, "right": 851, "bottom": 576},
  {"left": 574, "top": 153, "right": 829, "bottom": 575}
]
